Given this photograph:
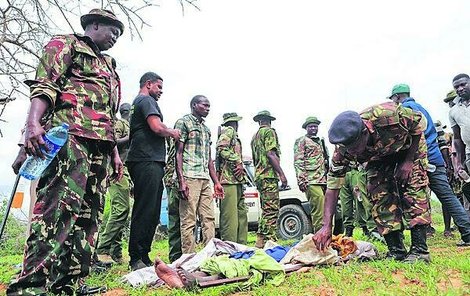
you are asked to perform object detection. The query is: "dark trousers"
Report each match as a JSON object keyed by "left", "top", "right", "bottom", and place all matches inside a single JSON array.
[
  {"left": 428, "top": 166, "right": 470, "bottom": 242},
  {"left": 127, "top": 161, "right": 164, "bottom": 264}
]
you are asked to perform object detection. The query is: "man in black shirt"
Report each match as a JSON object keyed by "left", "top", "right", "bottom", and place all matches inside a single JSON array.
[{"left": 126, "top": 72, "right": 180, "bottom": 271}]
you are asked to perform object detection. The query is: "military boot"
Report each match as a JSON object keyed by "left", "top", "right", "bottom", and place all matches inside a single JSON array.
[
  {"left": 255, "top": 234, "right": 265, "bottom": 248},
  {"left": 345, "top": 227, "right": 354, "bottom": 237},
  {"left": 383, "top": 231, "right": 407, "bottom": 261},
  {"left": 362, "top": 226, "right": 370, "bottom": 237},
  {"left": 403, "top": 225, "right": 431, "bottom": 264}
]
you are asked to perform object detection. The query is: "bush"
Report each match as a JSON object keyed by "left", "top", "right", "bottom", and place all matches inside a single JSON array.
[{"left": 0, "top": 200, "right": 27, "bottom": 255}]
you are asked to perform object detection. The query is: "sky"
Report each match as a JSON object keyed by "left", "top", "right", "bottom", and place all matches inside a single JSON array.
[{"left": 2, "top": 0, "right": 470, "bottom": 208}]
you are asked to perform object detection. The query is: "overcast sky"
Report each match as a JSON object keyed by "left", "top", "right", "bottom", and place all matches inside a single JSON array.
[{"left": 2, "top": 0, "right": 470, "bottom": 205}]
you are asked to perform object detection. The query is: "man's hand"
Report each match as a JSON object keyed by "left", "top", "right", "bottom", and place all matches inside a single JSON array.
[
  {"left": 213, "top": 182, "right": 224, "bottom": 199},
  {"left": 110, "top": 150, "right": 123, "bottom": 182},
  {"left": 24, "top": 121, "right": 47, "bottom": 158},
  {"left": 280, "top": 174, "right": 288, "bottom": 188},
  {"left": 170, "top": 129, "right": 181, "bottom": 142},
  {"left": 298, "top": 182, "right": 307, "bottom": 192},
  {"left": 395, "top": 160, "right": 413, "bottom": 188},
  {"left": 179, "top": 180, "right": 190, "bottom": 200},
  {"left": 12, "top": 147, "right": 27, "bottom": 174},
  {"left": 234, "top": 163, "right": 244, "bottom": 178},
  {"left": 312, "top": 225, "right": 333, "bottom": 252}
]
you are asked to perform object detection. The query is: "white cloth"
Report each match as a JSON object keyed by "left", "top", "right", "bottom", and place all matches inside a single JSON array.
[{"left": 280, "top": 234, "right": 338, "bottom": 265}]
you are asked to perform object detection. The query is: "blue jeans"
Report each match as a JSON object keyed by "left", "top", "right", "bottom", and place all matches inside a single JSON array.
[{"left": 428, "top": 166, "right": 470, "bottom": 242}]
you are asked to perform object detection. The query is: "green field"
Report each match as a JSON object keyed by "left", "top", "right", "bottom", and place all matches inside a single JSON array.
[{"left": 1, "top": 200, "right": 469, "bottom": 295}]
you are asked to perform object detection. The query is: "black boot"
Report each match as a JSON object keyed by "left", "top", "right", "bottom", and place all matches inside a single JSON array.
[
  {"left": 345, "top": 227, "right": 354, "bottom": 237},
  {"left": 383, "top": 231, "right": 407, "bottom": 261},
  {"left": 362, "top": 226, "right": 370, "bottom": 236},
  {"left": 404, "top": 225, "right": 431, "bottom": 263}
]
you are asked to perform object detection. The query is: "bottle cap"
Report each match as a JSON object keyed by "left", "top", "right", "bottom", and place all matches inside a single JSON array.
[{"left": 61, "top": 123, "right": 70, "bottom": 129}]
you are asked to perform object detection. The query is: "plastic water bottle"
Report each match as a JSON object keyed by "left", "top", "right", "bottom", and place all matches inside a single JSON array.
[{"left": 19, "top": 123, "right": 69, "bottom": 180}]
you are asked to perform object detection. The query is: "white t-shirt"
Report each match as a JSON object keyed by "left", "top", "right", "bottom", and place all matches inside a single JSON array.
[{"left": 449, "top": 97, "right": 470, "bottom": 154}]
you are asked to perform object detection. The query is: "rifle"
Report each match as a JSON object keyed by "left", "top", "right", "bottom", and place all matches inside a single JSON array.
[{"left": 320, "top": 137, "right": 330, "bottom": 174}]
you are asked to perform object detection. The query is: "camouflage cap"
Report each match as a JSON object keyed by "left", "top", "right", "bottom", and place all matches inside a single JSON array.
[
  {"left": 302, "top": 116, "right": 321, "bottom": 129},
  {"left": 443, "top": 90, "right": 457, "bottom": 103},
  {"left": 81, "top": 9, "right": 124, "bottom": 35},
  {"left": 253, "top": 110, "right": 276, "bottom": 122},
  {"left": 119, "top": 102, "right": 131, "bottom": 113},
  {"left": 222, "top": 112, "right": 243, "bottom": 125},
  {"left": 328, "top": 111, "right": 364, "bottom": 145}
]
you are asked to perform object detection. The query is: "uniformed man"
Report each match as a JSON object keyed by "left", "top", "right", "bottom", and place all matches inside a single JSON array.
[
  {"left": 251, "top": 110, "right": 288, "bottom": 248},
  {"left": 339, "top": 162, "right": 383, "bottom": 242},
  {"left": 96, "top": 103, "right": 132, "bottom": 264},
  {"left": 293, "top": 116, "right": 328, "bottom": 232},
  {"left": 313, "top": 102, "right": 432, "bottom": 263},
  {"left": 216, "top": 112, "right": 248, "bottom": 244},
  {"left": 8, "top": 9, "right": 124, "bottom": 295}
]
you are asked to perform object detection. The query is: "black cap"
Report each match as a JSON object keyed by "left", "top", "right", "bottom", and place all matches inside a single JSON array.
[{"left": 328, "top": 111, "right": 364, "bottom": 145}]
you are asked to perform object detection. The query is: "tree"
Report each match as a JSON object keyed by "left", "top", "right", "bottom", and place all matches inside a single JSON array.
[{"left": 0, "top": 0, "right": 199, "bottom": 134}]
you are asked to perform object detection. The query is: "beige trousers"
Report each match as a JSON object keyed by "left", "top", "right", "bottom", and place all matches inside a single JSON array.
[{"left": 179, "top": 177, "right": 215, "bottom": 254}]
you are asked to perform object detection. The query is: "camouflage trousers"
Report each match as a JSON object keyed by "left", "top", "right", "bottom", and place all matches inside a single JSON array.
[
  {"left": 366, "top": 155, "right": 431, "bottom": 236},
  {"left": 7, "top": 135, "right": 111, "bottom": 295},
  {"left": 96, "top": 166, "right": 131, "bottom": 259},
  {"left": 167, "top": 187, "right": 182, "bottom": 263},
  {"left": 256, "top": 178, "right": 279, "bottom": 241}
]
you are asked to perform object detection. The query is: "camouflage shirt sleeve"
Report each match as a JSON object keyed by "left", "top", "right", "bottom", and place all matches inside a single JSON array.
[
  {"left": 398, "top": 105, "right": 425, "bottom": 136},
  {"left": 25, "top": 35, "right": 74, "bottom": 108},
  {"left": 327, "top": 146, "right": 350, "bottom": 190},
  {"left": 293, "top": 137, "right": 307, "bottom": 187},
  {"left": 263, "top": 128, "right": 279, "bottom": 154},
  {"left": 217, "top": 127, "right": 242, "bottom": 164}
]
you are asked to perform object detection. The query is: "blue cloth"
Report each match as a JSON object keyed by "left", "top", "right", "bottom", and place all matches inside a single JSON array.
[
  {"left": 230, "top": 250, "right": 255, "bottom": 259},
  {"left": 401, "top": 98, "right": 445, "bottom": 166},
  {"left": 264, "top": 246, "right": 291, "bottom": 262}
]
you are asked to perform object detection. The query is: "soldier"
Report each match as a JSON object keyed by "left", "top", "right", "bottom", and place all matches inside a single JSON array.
[
  {"left": 293, "top": 116, "right": 328, "bottom": 232},
  {"left": 7, "top": 9, "right": 124, "bottom": 295},
  {"left": 251, "top": 110, "right": 288, "bottom": 248},
  {"left": 175, "top": 95, "right": 224, "bottom": 254},
  {"left": 164, "top": 137, "right": 182, "bottom": 263},
  {"left": 339, "top": 162, "right": 383, "bottom": 242},
  {"left": 96, "top": 103, "right": 132, "bottom": 265},
  {"left": 313, "top": 102, "right": 432, "bottom": 263},
  {"left": 216, "top": 113, "right": 248, "bottom": 244},
  {"left": 390, "top": 83, "right": 470, "bottom": 246}
]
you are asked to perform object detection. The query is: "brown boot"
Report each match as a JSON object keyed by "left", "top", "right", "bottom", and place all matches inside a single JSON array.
[{"left": 255, "top": 234, "right": 265, "bottom": 248}]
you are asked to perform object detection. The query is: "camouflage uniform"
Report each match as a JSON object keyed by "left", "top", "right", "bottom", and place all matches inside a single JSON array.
[
  {"left": 251, "top": 125, "right": 281, "bottom": 241},
  {"left": 96, "top": 118, "right": 131, "bottom": 260},
  {"left": 339, "top": 164, "right": 376, "bottom": 234},
  {"left": 294, "top": 135, "right": 327, "bottom": 232},
  {"left": 163, "top": 138, "right": 182, "bottom": 263},
  {"left": 8, "top": 34, "right": 120, "bottom": 295},
  {"left": 328, "top": 102, "right": 431, "bottom": 235},
  {"left": 216, "top": 126, "right": 248, "bottom": 244}
]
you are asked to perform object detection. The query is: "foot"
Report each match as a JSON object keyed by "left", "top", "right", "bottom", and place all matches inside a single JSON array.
[
  {"left": 456, "top": 240, "right": 470, "bottom": 247},
  {"left": 443, "top": 230, "right": 454, "bottom": 238},
  {"left": 154, "top": 257, "right": 185, "bottom": 288},
  {"left": 129, "top": 259, "right": 147, "bottom": 271},
  {"left": 403, "top": 252, "right": 431, "bottom": 264},
  {"left": 142, "top": 255, "right": 153, "bottom": 267},
  {"left": 426, "top": 226, "right": 436, "bottom": 237},
  {"left": 176, "top": 268, "right": 198, "bottom": 289},
  {"left": 75, "top": 285, "right": 107, "bottom": 295}
]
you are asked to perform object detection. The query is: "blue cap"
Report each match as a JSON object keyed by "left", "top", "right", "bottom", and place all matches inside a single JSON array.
[{"left": 328, "top": 111, "right": 364, "bottom": 145}]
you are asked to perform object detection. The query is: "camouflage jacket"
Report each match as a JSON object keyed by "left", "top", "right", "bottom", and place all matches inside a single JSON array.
[
  {"left": 115, "top": 118, "right": 130, "bottom": 162},
  {"left": 174, "top": 114, "right": 211, "bottom": 179},
  {"left": 216, "top": 126, "right": 246, "bottom": 184},
  {"left": 251, "top": 125, "right": 281, "bottom": 182},
  {"left": 294, "top": 135, "right": 327, "bottom": 186},
  {"left": 327, "top": 102, "right": 428, "bottom": 189},
  {"left": 25, "top": 34, "right": 120, "bottom": 142}
]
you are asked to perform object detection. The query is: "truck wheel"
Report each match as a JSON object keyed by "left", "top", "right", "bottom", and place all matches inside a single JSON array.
[{"left": 277, "top": 204, "right": 312, "bottom": 240}]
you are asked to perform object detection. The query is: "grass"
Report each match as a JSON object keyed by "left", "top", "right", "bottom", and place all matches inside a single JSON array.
[{"left": 0, "top": 200, "right": 469, "bottom": 295}]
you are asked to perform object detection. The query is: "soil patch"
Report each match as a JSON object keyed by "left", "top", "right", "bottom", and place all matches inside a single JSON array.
[
  {"left": 437, "top": 270, "right": 464, "bottom": 291},
  {"left": 391, "top": 270, "right": 425, "bottom": 287}
]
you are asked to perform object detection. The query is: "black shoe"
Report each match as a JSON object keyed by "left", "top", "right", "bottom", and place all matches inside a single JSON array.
[
  {"left": 76, "top": 285, "right": 107, "bottom": 295},
  {"left": 362, "top": 226, "right": 370, "bottom": 237},
  {"left": 426, "top": 225, "right": 436, "bottom": 237},
  {"left": 383, "top": 231, "right": 407, "bottom": 261},
  {"left": 345, "top": 227, "right": 354, "bottom": 237},
  {"left": 404, "top": 225, "right": 430, "bottom": 264},
  {"left": 90, "top": 261, "right": 112, "bottom": 274},
  {"left": 456, "top": 240, "right": 470, "bottom": 247},
  {"left": 141, "top": 255, "right": 153, "bottom": 267},
  {"left": 129, "top": 259, "right": 147, "bottom": 271}
]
